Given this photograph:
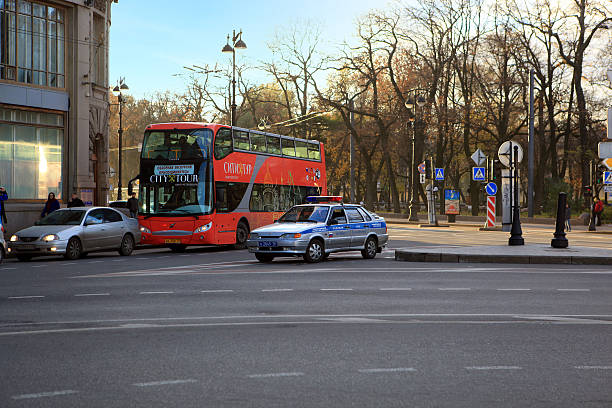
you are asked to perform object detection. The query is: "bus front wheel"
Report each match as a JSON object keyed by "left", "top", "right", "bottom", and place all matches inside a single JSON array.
[{"left": 234, "top": 221, "right": 249, "bottom": 249}]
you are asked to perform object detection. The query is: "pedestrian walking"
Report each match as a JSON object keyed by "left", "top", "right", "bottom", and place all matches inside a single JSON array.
[
  {"left": 0, "top": 187, "right": 8, "bottom": 228},
  {"left": 565, "top": 202, "right": 571, "bottom": 232},
  {"left": 67, "top": 193, "right": 84, "bottom": 208},
  {"left": 41, "top": 192, "right": 60, "bottom": 218},
  {"left": 127, "top": 192, "right": 139, "bottom": 218},
  {"left": 594, "top": 198, "right": 604, "bottom": 226}
]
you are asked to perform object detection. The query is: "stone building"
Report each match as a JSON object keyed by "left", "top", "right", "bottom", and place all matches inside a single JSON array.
[{"left": 0, "top": 0, "right": 115, "bottom": 233}]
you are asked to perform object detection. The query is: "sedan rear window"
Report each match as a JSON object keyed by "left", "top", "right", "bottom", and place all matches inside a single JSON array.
[{"left": 38, "top": 210, "right": 85, "bottom": 225}]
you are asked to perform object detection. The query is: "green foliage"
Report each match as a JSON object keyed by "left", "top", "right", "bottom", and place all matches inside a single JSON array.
[{"left": 542, "top": 178, "right": 576, "bottom": 214}]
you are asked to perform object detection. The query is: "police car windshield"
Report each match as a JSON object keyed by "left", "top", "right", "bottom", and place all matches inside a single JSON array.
[{"left": 278, "top": 206, "right": 329, "bottom": 223}]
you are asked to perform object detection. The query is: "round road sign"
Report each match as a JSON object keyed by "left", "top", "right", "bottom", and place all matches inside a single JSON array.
[
  {"left": 497, "top": 141, "right": 523, "bottom": 167},
  {"left": 485, "top": 182, "right": 497, "bottom": 196}
]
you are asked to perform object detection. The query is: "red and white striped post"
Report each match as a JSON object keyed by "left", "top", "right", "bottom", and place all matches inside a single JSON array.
[{"left": 486, "top": 196, "right": 496, "bottom": 228}]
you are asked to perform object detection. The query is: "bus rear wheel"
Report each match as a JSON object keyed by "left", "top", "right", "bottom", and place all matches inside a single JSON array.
[{"left": 234, "top": 221, "right": 249, "bottom": 249}]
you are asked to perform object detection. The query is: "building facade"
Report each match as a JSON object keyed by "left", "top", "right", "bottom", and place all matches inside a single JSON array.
[{"left": 0, "top": 0, "right": 114, "bottom": 233}]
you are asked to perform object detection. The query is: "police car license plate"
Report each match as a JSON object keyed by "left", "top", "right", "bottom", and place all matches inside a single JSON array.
[
  {"left": 258, "top": 241, "right": 277, "bottom": 247},
  {"left": 164, "top": 239, "right": 181, "bottom": 244}
]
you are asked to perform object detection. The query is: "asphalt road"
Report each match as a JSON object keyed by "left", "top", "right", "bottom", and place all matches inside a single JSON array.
[{"left": 0, "top": 225, "right": 611, "bottom": 407}]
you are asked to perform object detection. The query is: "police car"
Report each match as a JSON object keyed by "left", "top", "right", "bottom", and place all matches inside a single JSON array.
[{"left": 246, "top": 196, "right": 388, "bottom": 263}]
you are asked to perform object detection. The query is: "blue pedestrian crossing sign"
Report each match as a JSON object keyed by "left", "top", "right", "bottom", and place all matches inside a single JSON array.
[
  {"left": 472, "top": 167, "right": 486, "bottom": 181},
  {"left": 435, "top": 168, "right": 444, "bottom": 181},
  {"left": 485, "top": 182, "right": 497, "bottom": 196},
  {"left": 604, "top": 171, "right": 612, "bottom": 184}
]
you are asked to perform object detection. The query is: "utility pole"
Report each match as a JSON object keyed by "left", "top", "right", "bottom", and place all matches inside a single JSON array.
[
  {"left": 528, "top": 69, "right": 535, "bottom": 218},
  {"left": 349, "top": 99, "right": 355, "bottom": 203}
]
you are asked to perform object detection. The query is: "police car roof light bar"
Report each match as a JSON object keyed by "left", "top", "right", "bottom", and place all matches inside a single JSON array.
[{"left": 305, "top": 196, "right": 343, "bottom": 203}]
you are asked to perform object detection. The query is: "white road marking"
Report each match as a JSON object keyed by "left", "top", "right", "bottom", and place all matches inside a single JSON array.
[
  {"left": 497, "top": 288, "right": 532, "bottom": 291},
  {"left": 179, "top": 255, "right": 191, "bottom": 257},
  {"left": 87, "top": 260, "right": 104, "bottom": 264},
  {"left": 200, "top": 289, "right": 234, "bottom": 293},
  {"left": 12, "top": 390, "right": 78, "bottom": 399},
  {"left": 61, "top": 262, "right": 77, "bottom": 266},
  {"left": 31, "top": 265, "right": 45, "bottom": 268},
  {"left": 557, "top": 289, "right": 591, "bottom": 292},
  {"left": 465, "top": 366, "right": 522, "bottom": 370},
  {"left": 1, "top": 267, "right": 16, "bottom": 270},
  {"left": 574, "top": 366, "right": 612, "bottom": 370},
  {"left": 358, "top": 367, "right": 416, "bottom": 373},
  {"left": 135, "top": 257, "right": 149, "bottom": 260},
  {"left": 133, "top": 379, "right": 197, "bottom": 387},
  {"left": 111, "top": 259, "right": 124, "bottom": 262},
  {"left": 380, "top": 288, "right": 412, "bottom": 291},
  {"left": 139, "top": 291, "right": 174, "bottom": 295},
  {"left": 247, "top": 372, "right": 304, "bottom": 378},
  {"left": 74, "top": 293, "right": 110, "bottom": 297},
  {"left": 261, "top": 289, "right": 294, "bottom": 292},
  {"left": 438, "top": 288, "right": 471, "bottom": 291},
  {"left": 320, "top": 288, "right": 353, "bottom": 291},
  {"left": 8, "top": 295, "right": 44, "bottom": 299}
]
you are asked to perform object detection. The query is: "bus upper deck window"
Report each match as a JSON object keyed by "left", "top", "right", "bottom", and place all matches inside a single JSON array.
[
  {"left": 266, "top": 135, "right": 281, "bottom": 155},
  {"left": 214, "top": 128, "right": 233, "bottom": 159},
  {"left": 295, "top": 141, "right": 309, "bottom": 159},
  {"left": 233, "top": 130, "right": 250, "bottom": 151},
  {"left": 308, "top": 143, "right": 321, "bottom": 160},
  {"left": 281, "top": 138, "right": 296, "bottom": 157},
  {"left": 250, "top": 132, "right": 266, "bottom": 153}
]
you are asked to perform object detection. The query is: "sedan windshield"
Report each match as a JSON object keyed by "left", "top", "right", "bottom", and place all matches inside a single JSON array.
[
  {"left": 38, "top": 210, "right": 85, "bottom": 225},
  {"left": 278, "top": 206, "right": 329, "bottom": 223}
]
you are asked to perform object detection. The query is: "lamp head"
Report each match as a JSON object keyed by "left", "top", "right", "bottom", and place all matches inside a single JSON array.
[
  {"left": 112, "top": 85, "right": 120, "bottom": 97},
  {"left": 234, "top": 38, "right": 247, "bottom": 49},
  {"left": 416, "top": 95, "right": 426, "bottom": 107},
  {"left": 404, "top": 98, "right": 414, "bottom": 110},
  {"left": 119, "top": 82, "right": 129, "bottom": 94},
  {"left": 222, "top": 35, "right": 233, "bottom": 53}
]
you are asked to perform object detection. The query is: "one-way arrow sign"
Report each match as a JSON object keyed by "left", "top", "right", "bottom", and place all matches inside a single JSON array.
[{"left": 471, "top": 149, "right": 487, "bottom": 166}]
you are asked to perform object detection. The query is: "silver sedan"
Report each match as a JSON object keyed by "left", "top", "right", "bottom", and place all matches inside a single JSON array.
[{"left": 9, "top": 207, "right": 141, "bottom": 261}]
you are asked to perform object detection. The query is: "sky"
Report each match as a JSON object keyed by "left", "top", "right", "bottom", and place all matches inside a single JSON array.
[{"left": 109, "top": 0, "right": 388, "bottom": 99}]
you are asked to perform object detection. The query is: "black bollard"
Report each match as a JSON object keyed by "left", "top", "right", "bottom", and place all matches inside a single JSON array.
[
  {"left": 509, "top": 146, "right": 524, "bottom": 245},
  {"left": 551, "top": 192, "right": 569, "bottom": 248}
]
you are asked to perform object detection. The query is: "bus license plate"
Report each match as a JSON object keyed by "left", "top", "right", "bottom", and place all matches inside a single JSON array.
[
  {"left": 258, "top": 241, "right": 277, "bottom": 247},
  {"left": 164, "top": 239, "right": 182, "bottom": 244}
]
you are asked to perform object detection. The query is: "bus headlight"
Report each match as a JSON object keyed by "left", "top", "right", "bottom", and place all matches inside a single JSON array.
[
  {"left": 194, "top": 222, "right": 212, "bottom": 234},
  {"left": 281, "top": 233, "right": 301, "bottom": 239},
  {"left": 42, "top": 234, "right": 59, "bottom": 242},
  {"left": 139, "top": 226, "right": 151, "bottom": 234}
]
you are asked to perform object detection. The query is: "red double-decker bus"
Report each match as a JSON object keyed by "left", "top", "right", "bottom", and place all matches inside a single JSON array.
[{"left": 134, "top": 123, "right": 326, "bottom": 251}]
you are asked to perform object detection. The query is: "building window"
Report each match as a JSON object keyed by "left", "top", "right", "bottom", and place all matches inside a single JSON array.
[
  {"left": 0, "top": 106, "right": 64, "bottom": 199},
  {"left": 0, "top": 0, "right": 65, "bottom": 88}
]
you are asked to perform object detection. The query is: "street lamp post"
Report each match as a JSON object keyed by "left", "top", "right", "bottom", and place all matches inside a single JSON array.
[
  {"left": 112, "top": 78, "right": 129, "bottom": 200},
  {"left": 222, "top": 29, "right": 247, "bottom": 127},
  {"left": 405, "top": 89, "right": 426, "bottom": 222}
]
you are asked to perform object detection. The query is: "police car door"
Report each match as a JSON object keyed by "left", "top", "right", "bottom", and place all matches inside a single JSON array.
[
  {"left": 328, "top": 207, "right": 351, "bottom": 249},
  {"left": 345, "top": 207, "right": 367, "bottom": 248}
]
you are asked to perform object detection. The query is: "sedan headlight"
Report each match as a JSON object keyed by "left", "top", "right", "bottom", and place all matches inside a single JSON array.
[
  {"left": 10, "top": 235, "right": 18, "bottom": 242},
  {"left": 139, "top": 226, "right": 151, "bottom": 234},
  {"left": 194, "top": 222, "right": 212, "bottom": 234},
  {"left": 42, "top": 234, "right": 59, "bottom": 242},
  {"left": 281, "top": 233, "right": 302, "bottom": 239}
]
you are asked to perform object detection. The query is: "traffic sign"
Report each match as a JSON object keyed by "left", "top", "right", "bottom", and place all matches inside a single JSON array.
[
  {"left": 602, "top": 158, "right": 612, "bottom": 170},
  {"left": 471, "top": 149, "right": 487, "bottom": 166},
  {"left": 417, "top": 162, "right": 426, "bottom": 174},
  {"left": 444, "top": 189, "right": 460, "bottom": 200},
  {"left": 445, "top": 189, "right": 460, "bottom": 215},
  {"left": 434, "top": 168, "right": 444, "bottom": 181},
  {"left": 605, "top": 185, "right": 612, "bottom": 193},
  {"left": 498, "top": 141, "right": 523, "bottom": 167},
  {"left": 485, "top": 182, "right": 498, "bottom": 196},
  {"left": 486, "top": 196, "right": 496, "bottom": 228},
  {"left": 472, "top": 167, "right": 486, "bottom": 181},
  {"left": 604, "top": 171, "right": 612, "bottom": 184},
  {"left": 419, "top": 173, "right": 426, "bottom": 184},
  {"left": 599, "top": 142, "right": 612, "bottom": 158}
]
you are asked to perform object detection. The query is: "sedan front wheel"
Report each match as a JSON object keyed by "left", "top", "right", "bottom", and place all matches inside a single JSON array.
[
  {"left": 304, "top": 239, "right": 324, "bottom": 263},
  {"left": 64, "top": 237, "right": 83, "bottom": 260}
]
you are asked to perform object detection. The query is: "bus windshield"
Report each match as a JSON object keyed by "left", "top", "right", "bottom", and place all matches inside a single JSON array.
[
  {"left": 141, "top": 129, "right": 212, "bottom": 160},
  {"left": 139, "top": 182, "right": 213, "bottom": 217}
]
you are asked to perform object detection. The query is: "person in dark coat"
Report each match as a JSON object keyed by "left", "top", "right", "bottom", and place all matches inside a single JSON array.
[
  {"left": 0, "top": 187, "right": 8, "bottom": 227},
  {"left": 41, "top": 192, "right": 60, "bottom": 218},
  {"left": 565, "top": 203, "right": 571, "bottom": 232},
  {"left": 127, "top": 192, "right": 139, "bottom": 218},
  {"left": 67, "top": 193, "right": 85, "bottom": 208}
]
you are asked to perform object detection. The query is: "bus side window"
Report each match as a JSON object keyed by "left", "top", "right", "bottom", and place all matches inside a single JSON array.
[
  {"left": 214, "top": 128, "right": 232, "bottom": 160},
  {"left": 250, "top": 132, "right": 267, "bottom": 153},
  {"left": 233, "top": 130, "right": 250, "bottom": 151},
  {"left": 295, "top": 141, "right": 309, "bottom": 158},
  {"left": 266, "top": 135, "right": 281, "bottom": 155},
  {"left": 308, "top": 143, "right": 321, "bottom": 160},
  {"left": 281, "top": 138, "right": 296, "bottom": 157}
]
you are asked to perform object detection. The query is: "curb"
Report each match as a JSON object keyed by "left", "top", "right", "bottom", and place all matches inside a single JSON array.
[{"left": 394, "top": 250, "right": 612, "bottom": 265}]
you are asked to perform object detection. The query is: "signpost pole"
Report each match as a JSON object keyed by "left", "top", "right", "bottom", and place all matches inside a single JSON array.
[{"left": 528, "top": 69, "right": 535, "bottom": 218}]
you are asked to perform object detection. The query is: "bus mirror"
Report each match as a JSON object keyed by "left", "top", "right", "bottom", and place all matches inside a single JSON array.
[{"left": 127, "top": 183, "right": 133, "bottom": 196}]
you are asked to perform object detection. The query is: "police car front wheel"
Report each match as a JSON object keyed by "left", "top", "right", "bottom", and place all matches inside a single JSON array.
[{"left": 304, "top": 239, "right": 324, "bottom": 263}]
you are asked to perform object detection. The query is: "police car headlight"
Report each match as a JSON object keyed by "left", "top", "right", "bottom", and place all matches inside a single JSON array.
[
  {"left": 194, "top": 222, "right": 212, "bottom": 234},
  {"left": 249, "top": 233, "right": 259, "bottom": 239},
  {"left": 139, "top": 226, "right": 151, "bottom": 234},
  {"left": 42, "top": 234, "right": 59, "bottom": 242},
  {"left": 281, "top": 233, "right": 302, "bottom": 239},
  {"left": 10, "top": 234, "right": 18, "bottom": 242}
]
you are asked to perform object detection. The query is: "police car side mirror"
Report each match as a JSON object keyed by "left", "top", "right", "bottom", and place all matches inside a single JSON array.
[{"left": 327, "top": 219, "right": 338, "bottom": 226}]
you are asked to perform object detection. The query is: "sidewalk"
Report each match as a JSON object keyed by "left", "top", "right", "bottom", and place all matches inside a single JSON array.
[{"left": 395, "top": 244, "right": 612, "bottom": 265}]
